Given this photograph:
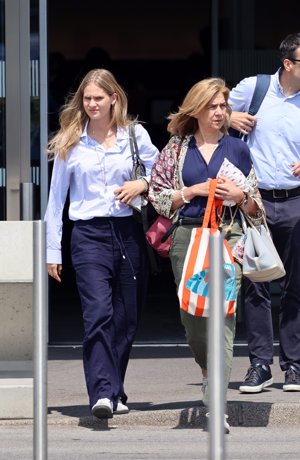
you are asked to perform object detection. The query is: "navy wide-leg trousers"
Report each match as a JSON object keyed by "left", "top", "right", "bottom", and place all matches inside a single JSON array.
[{"left": 71, "top": 216, "right": 148, "bottom": 410}]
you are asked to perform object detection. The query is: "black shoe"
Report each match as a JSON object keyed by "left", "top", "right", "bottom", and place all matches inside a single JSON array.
[
  {"left": 239, "top": 364, "right": 273, "bottom": 393},
  {"left": 283, "top": 365, "right": 300, "bottom": 391}
]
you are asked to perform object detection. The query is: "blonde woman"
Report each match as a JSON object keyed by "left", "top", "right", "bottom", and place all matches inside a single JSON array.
[
  {"left": 45, "top": 69, "right": 158, "bottom": 419},
  {"left": 149, "top": 77, "right": 264, "bottom": 432}
]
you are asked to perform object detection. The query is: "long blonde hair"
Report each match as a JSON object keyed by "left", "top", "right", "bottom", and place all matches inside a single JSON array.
[
  {"left": 167, "top": 77, "right": 232, "bottom": 136},
  {"left": 47, "top": 68, "right": 131, "bottom": 160}
]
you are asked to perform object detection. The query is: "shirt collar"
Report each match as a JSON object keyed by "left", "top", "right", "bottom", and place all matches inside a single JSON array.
[
  {"left": 276, "top": 67, "right": 300, "bottom": 97},
  {"left": 190, "top": 133, "right": 224, "bottom": 147},
  {"left": 80, "top": 121, "right": 89, "bottom": 144},
  {"left": 276, "top": 68, "right": 285, "bottom": 95},
  {"left": 79, "top": 121, "right": 130, "bottom": 148}
]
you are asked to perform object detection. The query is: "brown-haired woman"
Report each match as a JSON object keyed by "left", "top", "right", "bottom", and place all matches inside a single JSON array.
[{"left": 149, "top": 77, "right": 264, "bottom": 432}]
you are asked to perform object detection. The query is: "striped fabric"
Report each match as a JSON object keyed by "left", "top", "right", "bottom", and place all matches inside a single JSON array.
[{"left": 178, "top": 179, "right": 236, "bottom": 318}]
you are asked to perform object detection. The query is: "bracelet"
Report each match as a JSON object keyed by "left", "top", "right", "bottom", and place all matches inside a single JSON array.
[
  {"left": 140, "top": 177, "right": 149, "bottom": 193},
  {"left": 180, "top": 186, "right": 191, "bottom": 204},
  {"left": 237, "top": 192, "right": 249, "bottom": 207}
]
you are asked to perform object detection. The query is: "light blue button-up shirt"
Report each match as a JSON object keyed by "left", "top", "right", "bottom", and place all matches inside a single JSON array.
[
  {"left": 44, "top": 123, "right": 159, "bottom": 263},
  {"left": 229, "top": 69, "right": 300, "bottom": 190}
]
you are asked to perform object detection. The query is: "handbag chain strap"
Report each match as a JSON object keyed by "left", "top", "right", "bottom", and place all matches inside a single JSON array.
[{"left": 129, "top": 122, "right": 141, "bottom": 166}]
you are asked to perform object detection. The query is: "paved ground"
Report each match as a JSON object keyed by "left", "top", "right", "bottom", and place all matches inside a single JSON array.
[
  {"left": 1, "top": 344, "right": 300, "bottom": 460},
  {"left": 2, "top": 425, "right": 300, "bottom": 460},
  {"left": 2, "top": 344, "right": 298, "bottom": 429}
]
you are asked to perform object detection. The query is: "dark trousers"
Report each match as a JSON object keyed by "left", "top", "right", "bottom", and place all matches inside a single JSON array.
[
  {"left": 71, "top": 216, "right": 148, "bottom": 409},
  {"left": 244, "top": 195, "right": 300, "bottom": 372}
]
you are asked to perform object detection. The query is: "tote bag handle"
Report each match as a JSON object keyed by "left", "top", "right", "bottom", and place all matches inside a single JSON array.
[{"left": 202, "top": 179, "right": 223, "bottom": 229}]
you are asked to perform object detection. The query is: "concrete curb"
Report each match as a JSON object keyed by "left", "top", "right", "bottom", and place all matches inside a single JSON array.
[
  {"left": 2, "top": 347, "right": 298, "bottom": 429},
  {"left": 1, "top": 402, "right": 300, "bottom": 428}
]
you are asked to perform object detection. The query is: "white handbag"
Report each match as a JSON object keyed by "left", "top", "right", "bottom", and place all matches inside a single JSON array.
[{"left": 241, "top": 212, "right": 286, "bottom": 282}]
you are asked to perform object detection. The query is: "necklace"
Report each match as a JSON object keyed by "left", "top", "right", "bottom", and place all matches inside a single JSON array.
[
  {"left": 194, "top": 132, "right": 221, "bottom": 164},
  {"left": 198, "top": 142, "right": 219, "bottom": 164},
  {"left": 88, "top": 125, "right": 117, "bottom": 150},
  {"left": 199, "top": 143, "right": 218, "bottom": 153}
]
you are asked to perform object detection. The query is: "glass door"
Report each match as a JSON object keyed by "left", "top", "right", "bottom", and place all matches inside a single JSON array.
[{"left": 2, "top": 0, "right": 46, "bottom": 221}]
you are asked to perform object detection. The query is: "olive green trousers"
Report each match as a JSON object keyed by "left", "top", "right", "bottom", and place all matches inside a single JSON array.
[{"left": 169, "top": 220, "right": 243, "bottom": 406}]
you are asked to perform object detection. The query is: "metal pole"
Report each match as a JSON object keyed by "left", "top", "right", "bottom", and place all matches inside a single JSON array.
[
  {"left": 21, "top": 182, "right": 34, "bottom": 220},
  {"left": 208, "top": 232, "right": 225, "bottom": 460},
  {"left": 33, "top": 220, "right": 48, "bottom": 460}
]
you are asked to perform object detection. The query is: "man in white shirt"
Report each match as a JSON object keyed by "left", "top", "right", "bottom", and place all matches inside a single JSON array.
[{"left": 229, "top": 32, "right": 300, "bottom": 393}]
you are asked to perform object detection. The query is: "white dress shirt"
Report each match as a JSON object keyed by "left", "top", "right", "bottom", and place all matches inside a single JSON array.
[
  {"left": 229, "top": 69, "right": 300, "bottom": 190},
  {"left": 44, "top": 123, "right": 159, "bottom": 264}
]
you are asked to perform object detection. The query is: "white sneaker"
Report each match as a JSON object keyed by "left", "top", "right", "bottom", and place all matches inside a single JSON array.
[
  {"left": 224, "top": 414, "right": 230, "bottom": 434},
  {"left": 114, "top": 399, "right": 129, "bottom": 415},
  {"left": 205, "top": 412, "right": 230, "bottom": 434},
  {"left": 92, "top": 398, "right": 113, "bottom": 419}
]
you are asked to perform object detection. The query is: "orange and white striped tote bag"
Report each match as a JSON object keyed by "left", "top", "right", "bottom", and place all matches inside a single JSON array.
[{"left": 178, "top": 179, "right": 236, "bottom": 318}]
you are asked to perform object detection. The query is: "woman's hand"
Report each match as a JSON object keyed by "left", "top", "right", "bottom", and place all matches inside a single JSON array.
[
  {"left": 189, "top": 180, "right": 212, "bottom": 198},
  {"left": 216, "top": 177, "right": 258, "bottom": 215},
  {"left": 48, "top": 263, "right": 62, "bottom": 283},
  {"left": 215, "top": 177, "right": 244, "bottom": 203},
  {"left": 171, "top": 180, "right": 212, "bottom": 210},
  {"left": 114, "top": 180, "right": 146, "bottom": 205},
  {"left": 230, "top": 111, "right": 256, "bottom": 135}
]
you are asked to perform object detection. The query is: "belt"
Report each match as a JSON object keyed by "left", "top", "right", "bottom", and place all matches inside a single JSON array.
[
  {"left": 259, "top": 187, "right": 300, "bottom": 199},
  {"left": 161, "top": 217, "right": 204, "bottom": 243}
]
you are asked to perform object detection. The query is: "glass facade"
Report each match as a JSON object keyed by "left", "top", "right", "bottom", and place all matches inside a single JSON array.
[
  {"left": 1, "top": 0, "right": 41, "bottom": 221},
  {"left": 3, "top": 0, "right": 296, "bottom": 342}
]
